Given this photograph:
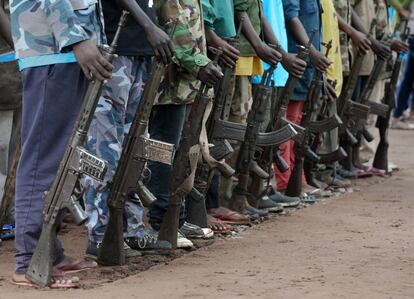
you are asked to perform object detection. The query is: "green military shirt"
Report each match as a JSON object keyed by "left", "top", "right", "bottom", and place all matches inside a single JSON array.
[
  {"left": 202, "top": 0, "right": 236, "bottom": 38},
  {"left": 234, "top": 0, "right": 262, "bottom": 56},
  {"left": 153, "top": 0, "right": 211, "bottom": 105}
]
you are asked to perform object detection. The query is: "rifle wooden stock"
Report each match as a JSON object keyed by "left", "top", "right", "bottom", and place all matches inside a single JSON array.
[
  {"left": 230, "top": 67, "right": 275, "bottom": 212},
  {"left": 26, "top": 12, "right": 129, "bottom": 286},
  {"left": 157, "top": 84, "right": 212, "bottom": 249},
  {"left": 373, "top": 21, "right": 409, "bottom": 172}
]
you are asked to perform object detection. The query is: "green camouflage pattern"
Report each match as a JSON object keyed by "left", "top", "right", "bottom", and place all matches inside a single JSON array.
[
  {"left": 153, "top": 0, "right": 211, "bottom": 105},
  {"left": 333, "top": 0, "right": 354, "bottom": 74},
  {"left": 10, "top": 0, "right": 103, "bottom": 59}
]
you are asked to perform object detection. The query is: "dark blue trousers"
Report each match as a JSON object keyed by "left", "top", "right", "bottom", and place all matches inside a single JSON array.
[
  {"left": 147, "top": 104, "right": 187, "bottom": 231},
  {"left": 15, "top": 63, "right": 88, "bottom": 274},
  {"left": 394, "top": 36, "right": 414, "bottom": 118}
]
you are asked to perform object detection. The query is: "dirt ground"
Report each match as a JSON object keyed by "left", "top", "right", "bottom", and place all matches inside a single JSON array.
[{"left": 0, "top": 130, "right": 414, "bottom": 299}]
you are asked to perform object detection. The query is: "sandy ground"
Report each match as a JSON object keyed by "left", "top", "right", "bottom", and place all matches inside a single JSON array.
[{"left": 0, "top": 130, "right": 413, "bottom": 299}]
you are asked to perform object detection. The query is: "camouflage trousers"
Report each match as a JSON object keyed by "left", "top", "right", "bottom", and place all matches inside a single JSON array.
[{"left": 83, "top": 56, "right": 151, "bottom": 243}]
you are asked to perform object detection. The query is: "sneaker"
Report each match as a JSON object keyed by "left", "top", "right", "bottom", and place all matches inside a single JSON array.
[
  {"left": 391, "top": 119, "right": 414, "bottom": 130},
  {"left": 328, "top": 175, "right": 351, "bottom": 188},
  {"left": 257, "top": 196, "right": 284, "bottom": 213},
  {"left": 177, "top": 231, "right": 194, "bottom": 248},
  {"left": 180, "top": 222, "right": 214, "bottom": 239},
  {"left": 337, "top": 165, "right": 358, "bottom": 179},
  {"left": 269, "top": 192, "right": 300, "bottom": 208},
  {"left": 125, "top": 233, "right": 158, "bottom": 250},
  {"left": 86, "top": 240, "right": 141, "bottom": 260},
  {"left": 146, "top": 226, "right": 194, "bottom": 249}
]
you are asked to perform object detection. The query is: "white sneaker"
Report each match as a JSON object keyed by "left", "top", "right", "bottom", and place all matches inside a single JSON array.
[{"left": 177, "top": 231, "right": 194, "bottom": 248}]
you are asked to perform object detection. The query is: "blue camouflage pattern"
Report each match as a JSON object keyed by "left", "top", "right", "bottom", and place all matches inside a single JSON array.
[
  {"left": 10, "top": 0, "right": 104, "bottom": 59},
  {"left": 83, "top": 56, "right": 151, "bottom": 243}
]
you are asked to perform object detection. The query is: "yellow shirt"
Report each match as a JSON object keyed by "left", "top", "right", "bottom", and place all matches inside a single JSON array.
[
  {"left": 235, "top": 56, "right": 264, "bottom": 76},
  {"left": 321, "top": 0, "right": 343, "bottom": 96}
]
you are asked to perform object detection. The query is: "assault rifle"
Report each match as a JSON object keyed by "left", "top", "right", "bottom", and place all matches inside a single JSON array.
[
  {"left": 230, "top": 66, "right": 277, "bottom": 212},
  {"left": 373, "top": 21, "right": 410, "bottom": 172},
  {"left": 97, "top": 22, "right": 177, "bottom": 266},
  {"left": 186, "top": 30, "right": 242, "bottom": 228},
  {"left": 313, "top": 79, "right": 347, "bottom": 164},
  {"left": 25, "top": 11, "right": 129, "bottom": 287},
  {"left": 156, "top": 50, "right": 223, "bottom": 249},
  {"left": 285, "top": 41, "right": 343, "bottom": 197}
]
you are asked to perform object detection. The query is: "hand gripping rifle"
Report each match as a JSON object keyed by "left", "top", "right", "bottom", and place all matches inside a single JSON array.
[
  {"left": 269, "top": 31, "right": 318, "bottom": 176},
  {"left": 156, "top": 50, "right": 223, "bottom": 249},
  {"left": 356, "top": 33, "right": 392, "bottom": 140},
  {"left": 337, "top": 20, "right": 378, "bottom": 146},
  {"left": 97, "top": 21, "right": 177, "bottom": 266},
  {"left": 25, "top": 11, "right": 129, "bottom": 287},
  {"left": 373, "top": 21, "right": 410, "bottom": 172},
  {"left": 285, "top": 41, "right": 338, "bottom": 197}
]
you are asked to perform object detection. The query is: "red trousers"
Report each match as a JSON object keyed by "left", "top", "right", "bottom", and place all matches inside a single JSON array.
[{"left": 274, "top": 100, "right": 307, "bottom": 191}]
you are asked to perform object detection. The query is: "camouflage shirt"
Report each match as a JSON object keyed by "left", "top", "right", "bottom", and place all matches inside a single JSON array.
[
  {"left": 333, "top": 0, "right": 354, "bottom": 74},
  {"left": 153, "top": 0, "right": 211, "bottom": 105},
  {"left": 10, "top": 0, "right": 104, "bottom": 69}
]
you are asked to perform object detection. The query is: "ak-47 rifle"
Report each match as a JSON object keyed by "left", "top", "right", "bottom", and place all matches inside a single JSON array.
[
  {"left": 185, "top": 22, "right": 245, "bottom": 228},
  {"left": 373, "top": 21, "right": 410, "bottom": 172},
  {"left": 25, "top": 11, "right": 129, "bottom": 287},
  {"left": 337, "top": 20, "right": 378, "bottom": 171},
  {"left": 285, "top": 41, "right": 342, "bottom": 197},
  {"left": 312, "top": 79, "right": 347, "bottom": 165},
  {"left": 230, "top": 66, "right": 277, "bottom": 212},
  {"left": 97, "top": 21, "right": 177, "bottom": 266},
  {"left": 156, "top": 50, "right": 223, "bottom": 249}
]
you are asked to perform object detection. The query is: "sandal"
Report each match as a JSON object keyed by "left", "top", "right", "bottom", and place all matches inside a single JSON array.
[
  {"left": 10, "top": 273, "right": 79, "bottom": 289},
  {"left": 372, "top": 168, "right": 386, "bottom": 177},
  {"left": 55, "top": 256, "right": 97, "bottom": 274},
  {"left": 207, "top": 215, "right": 232, "bottom": 234},
  {"left": 208, "top": 207, "right": 251, "bottom": 225}
]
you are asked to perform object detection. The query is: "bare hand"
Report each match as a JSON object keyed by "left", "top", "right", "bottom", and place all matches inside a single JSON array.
[
  {"left": 391, "top": 39, "right": 409, "bottom": 54},
  {"left": 209, "top": 40, "right": 239, "bottom": 68},
  {"left": 281, "top": 52, "right": 307, "bottom": 78},
  {"left": 398, "top": 8, "right": 411, "bottom": 20},
  {"left": 255, "top": 42, "right": 282, "bottom": 67},
  {"left": 326, "top": 80, "right": 337, "bottom": 101},
  {"left": 350, "top": 30, "right": 371, "bottom": 54},
  {"left": 73, "top": 39, "right": 114, "bottom": 83},
  {"left": 145, "top": 26, "right": 175, "bottom": 65},
  {"left": 309, "top": 48, "right": 332, "bottom": 73},
  {"left": 198, "top": 62, "right": 224, "bottom": 87},
  {"left": 369, "top": 38, "right": 391, "bottom": 60}
]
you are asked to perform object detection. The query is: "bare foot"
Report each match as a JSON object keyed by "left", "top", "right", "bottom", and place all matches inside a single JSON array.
[{"left": 11, "top": 273, "right": 79, "bottom": 288}]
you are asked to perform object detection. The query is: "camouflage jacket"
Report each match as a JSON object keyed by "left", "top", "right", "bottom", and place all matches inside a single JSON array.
[
  {"left": 333, "top": 0, "right": 354, "bottom": 74},
  {"left": 153, "top": 0, "right": 211, "bottom": 105},
  {"left": 10, "top": 0, "right": 104, "bottom": 69}
]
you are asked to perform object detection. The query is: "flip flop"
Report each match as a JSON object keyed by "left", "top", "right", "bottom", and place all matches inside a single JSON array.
[
  {"left": 355, "top": 167, "right": 373, "bottom": 178},
  {"left": 10, "top": 273, "right": 79, "bottom": 289},
  {"left": 210, "top": 209, "right": 251, "bottom": 225},
  {"left": 207, "top": 215, "right": 232, "bottom": 234},
  {"left": 372, "top": 168, "right": 386, "bottom": 177},
  {"left": 55, "top": 256, "right": 97, "bottom": 274}
]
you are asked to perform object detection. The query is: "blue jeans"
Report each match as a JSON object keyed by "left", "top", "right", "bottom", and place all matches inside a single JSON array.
[
  {"left": 147, "top": 104, "right": 187, "bottom": 231},
  {"left": 15, "top": 64, "right": 88, "bottom": 274},
  {"left": 394, "top": 36, "right": 414, "bottom": 118}
]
